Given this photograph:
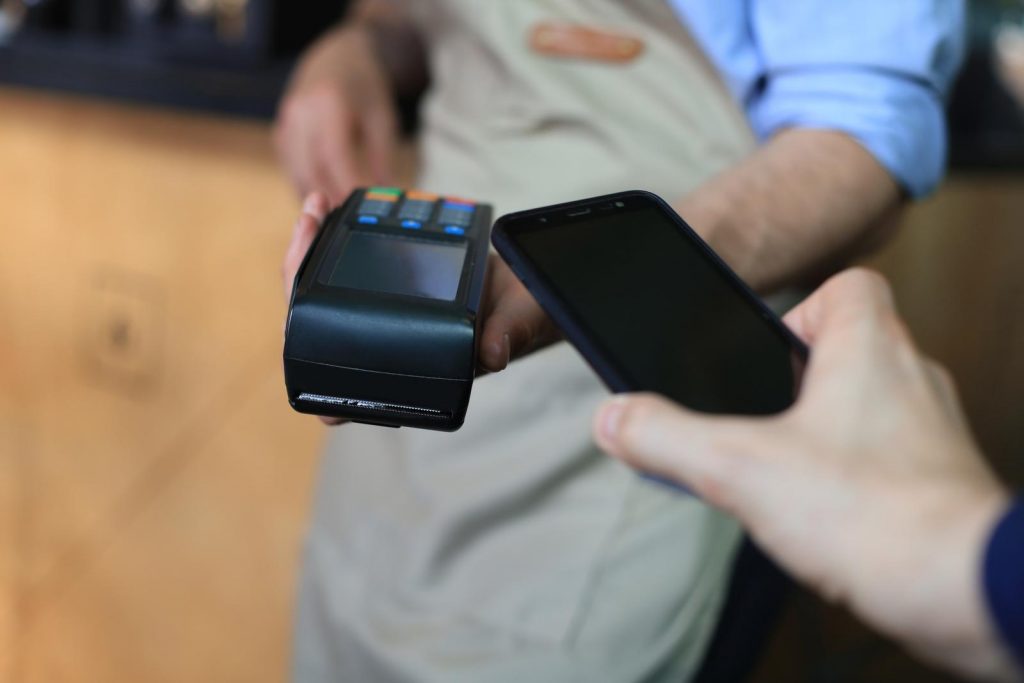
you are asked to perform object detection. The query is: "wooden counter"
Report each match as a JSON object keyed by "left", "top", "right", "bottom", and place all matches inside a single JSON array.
[
  {"left": 866, "top": 176, "right": 1024, "bottom": 486},
  {"left": 0, "top": 87, "right": 323, "bottom": 682}
]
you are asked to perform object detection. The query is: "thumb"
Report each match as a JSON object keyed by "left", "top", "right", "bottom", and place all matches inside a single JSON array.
[
  {"left": 594, "top": 393, "right": 765, "bottom": 511},
  {"left": 479, "top": 288, "right": 553, "bottom": 372},
  {"left": 478, "top": 259, "right": 559, "bottom": 372},
  {"left": 282, "top": 193, "right": 331, "bottom": 301}
]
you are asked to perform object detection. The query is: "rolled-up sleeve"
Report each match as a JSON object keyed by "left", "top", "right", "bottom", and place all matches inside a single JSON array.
[
  {"left": 746, "top": 1, "right": 966, "bottom": 197},
  {"left": 984, "top": 498, "right": 1024, "bottom": 670}
]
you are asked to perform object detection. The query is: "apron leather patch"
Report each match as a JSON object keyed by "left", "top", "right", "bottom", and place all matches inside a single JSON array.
[{"left": 529, "top": 22, "right": 645, "bottom": 63}]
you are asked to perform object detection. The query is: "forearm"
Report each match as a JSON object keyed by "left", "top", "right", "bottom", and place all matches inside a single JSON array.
[
  {"left": 677, "top": 128, "right": 904, "bottom": 294},
  {"left": 292, "top": 0, "right": 427, "bottom": 101},
  {"left": 346, "top": 0, "right": 428, "bottom": 98}
]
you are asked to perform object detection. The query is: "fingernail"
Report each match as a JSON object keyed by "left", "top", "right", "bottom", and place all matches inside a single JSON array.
[
  {"left": 599, "top": 398, "right": 627, "bottom": 443},
  {"left": 303, "top": 194, "right": 321, "bottom": 215},
  {"left": 489, "top": 334, "right": 511, "bottom": 371}
]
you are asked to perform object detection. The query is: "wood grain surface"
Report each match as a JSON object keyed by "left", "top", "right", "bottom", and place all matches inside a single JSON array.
[{"left": 0, "top": 87, "right": 324, "bottom": 683}]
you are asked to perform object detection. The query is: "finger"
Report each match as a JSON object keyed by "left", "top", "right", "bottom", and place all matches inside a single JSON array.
[
  {"left": 478, "top": 277, "right": 558, "bottom": 372},
  {"left": 302, "top": 191, "right": 330, "bottom": 223},
  {"left": 274, "top": 104, "right": 322, "bottom": 199},
  {"left": 317, "top": 108, "right": 364, "bottom": 203},
  {"left": 360, "top": 103, "right": 398, "bottom": 185},
  {"left": 924, "top": 360, "right": 956, "bottom": 400},
  {"left": 783, "top": 267, "right": 896, "bottom": 346},
  {"left": 282, "top": 98, "right": 358, "bottom": 203},
  {"left": 282, "top": 196, "right": 328, "bottom": 301},
  {"left": 282, "top": 214, "right": 318, "bottom": 300},
  {"left": 923, "top": 359, "right": 970, "bottom": 428},
  {"left": 283, "top": 194, "right": 349, "bottom": 431},
  {"left": 310, "top": 161, "right": 345, "bottom": 206},
  {"left": 276, "top": 132, "right": 315, "bottom": 199},
  {"left": 477, "top": 260, "right": 516, "bottom": 371},
  {"left": 593, "top": 394, "right": 764, "bottom": 511}
]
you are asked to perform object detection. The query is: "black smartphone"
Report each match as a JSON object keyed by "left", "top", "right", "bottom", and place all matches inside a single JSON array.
[{"left": 491, "top": 190, "right": 808, "bottom": 416}]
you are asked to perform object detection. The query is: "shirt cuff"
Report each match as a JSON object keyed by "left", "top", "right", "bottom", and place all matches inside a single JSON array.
[
  {"left": 747, "top": 67, "right": 948, "bottom": 198},
  {"left": 983, "top": 497, "right": 1024, "bottom": 670}
]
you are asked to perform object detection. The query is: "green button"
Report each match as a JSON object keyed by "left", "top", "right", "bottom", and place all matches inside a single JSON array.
[{"left": 369, "top": 187, "right": 402, "bottom": 196}]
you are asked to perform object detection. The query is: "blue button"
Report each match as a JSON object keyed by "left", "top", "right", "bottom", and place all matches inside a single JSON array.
[
  {"left": 443, "top": 203, "right": 474, "bottom": 212},
  {"left": 358, "top": 215, "right": 379, "bottom": 225},
  {"left": 401, "top": 220, "right": 423, "bottom": 229},
  {"left": 444, "top": 226, "right": 466, "bottom": 236}
]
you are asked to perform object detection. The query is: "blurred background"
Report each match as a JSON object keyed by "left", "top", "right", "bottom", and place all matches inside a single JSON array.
[{"left": 0, "top": 1, "right": 1022, "bottom": 681}]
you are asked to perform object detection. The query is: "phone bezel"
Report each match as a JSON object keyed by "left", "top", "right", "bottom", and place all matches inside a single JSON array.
[{"left": 491, "top": 190, "right": 809, "bottom": 405}]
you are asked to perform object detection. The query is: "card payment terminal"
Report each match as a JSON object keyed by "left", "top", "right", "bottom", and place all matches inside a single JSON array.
[{"left": 284, "top": 188, "right": 492, "bottom": 431}]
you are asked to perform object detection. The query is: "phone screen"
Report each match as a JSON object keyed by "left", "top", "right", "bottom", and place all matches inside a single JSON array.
[{"left": 502, "top": 196, "right": 805, "bottom": 415}]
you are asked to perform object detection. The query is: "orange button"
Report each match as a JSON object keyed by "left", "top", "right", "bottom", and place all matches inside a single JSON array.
[
  {"left": 443, "top": 196, "right": 477, "bottom": 207},
  {"left": 365, "top": 192, "right": 399, "bottom": 202},
  {"left": 406, "top": 190, "right": 439, "bottom": 201}
]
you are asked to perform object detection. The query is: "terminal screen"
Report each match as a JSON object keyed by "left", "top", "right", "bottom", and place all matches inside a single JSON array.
[{"left": 328, "top": 231, "right": 466, "bottom": 301}]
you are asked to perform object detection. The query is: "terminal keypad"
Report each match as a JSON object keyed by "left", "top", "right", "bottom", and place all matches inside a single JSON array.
[{"left": 354, "top": 188, "right": 477, "bottom": 239}]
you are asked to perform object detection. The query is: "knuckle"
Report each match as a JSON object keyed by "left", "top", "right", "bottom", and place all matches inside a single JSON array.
[
  {"left": 927, "top": 359, "right": 956, "bottom": 391},
  {"left": 305, "top": 81, "right": 337, "bottom": 103},
  {"left": 282, "top": 252, "right": 300, "bottom": 280},
  {"left": 281, "top": 83, "right": 349, "bottom": 125},
  {"left": 879, "top": 309, "right": 912, "bottom": 344},
  {"left": 831, "top": 269, "right": 903, "bottom": 336},
  {"left": 369, "top": 103, "right": 399, "bottom": 129},
  {"left": 272, "top": 117, "right": 298, "bottom": 154},
  {"left": 312, "top": 83, "right": 350, "bottom": 115},
  {"left": 934, "top": 363, "right": 955, "bottom": 387},
  {"left": 277, "top": 95, "right": 306, "bottom": 125},
  {"left": 842, "top": 267, "right": 891, "bottom": 300},
  {"left": 618, "top": 394, "right": 661, "bottom": 440},
  {"left": 699, "top": 436, "right": 762, "bottom": 512},
  {"left": 698, "top": 468, "right": 740, "bottom": 512}
]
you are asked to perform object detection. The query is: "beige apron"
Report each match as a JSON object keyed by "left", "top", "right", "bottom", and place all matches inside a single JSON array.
[{"left": 294, "top": 2, "right": 757, "bottom": 681}]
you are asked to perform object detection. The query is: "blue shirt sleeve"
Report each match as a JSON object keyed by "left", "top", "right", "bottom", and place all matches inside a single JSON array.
[
  {"left": 984, "top": 498, "right": 1024, "bottom": 670},
  {"left": 671, "top": 1, "right": 966, "bottom": 198}
]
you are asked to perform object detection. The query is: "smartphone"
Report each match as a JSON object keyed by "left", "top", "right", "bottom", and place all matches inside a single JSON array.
[{"left": 491, "top": 190, "right": 808, "bottom": 416}]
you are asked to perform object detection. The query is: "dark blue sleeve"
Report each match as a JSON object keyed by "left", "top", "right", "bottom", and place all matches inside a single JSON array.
[{"left": 984, "top": 497, "right": 1024, "bottom": 669}]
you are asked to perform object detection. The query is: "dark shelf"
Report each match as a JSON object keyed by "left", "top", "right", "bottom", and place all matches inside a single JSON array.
[
  {"left": 0, "top": 31, "right": 292, "bottom": 119},
  {"left": 3, "top": 20, "right": 1021, "bottom": 167},
  {"left": 949, "top": 46, "right": 1024, "bottom": 171}
]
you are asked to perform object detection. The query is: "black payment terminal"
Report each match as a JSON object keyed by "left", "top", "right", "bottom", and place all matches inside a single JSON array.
[{"left": 284, "top": 188, "right": 492, "bottom": 431}]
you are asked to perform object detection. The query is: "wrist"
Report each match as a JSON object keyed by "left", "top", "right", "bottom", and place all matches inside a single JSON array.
[
  {"left": 894, "top": 486, "right": 1014, "bottom": 680},
  {"left": 344, "top": 11, "right": 427, "bottom": 98},
  {"left": 288, "top": 23, "right": 399, "bottom": 105}
]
